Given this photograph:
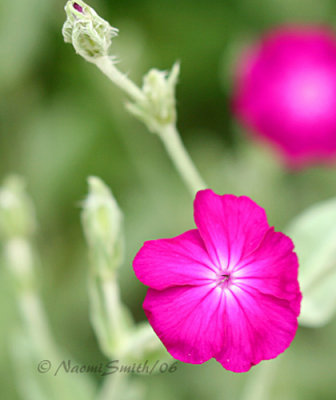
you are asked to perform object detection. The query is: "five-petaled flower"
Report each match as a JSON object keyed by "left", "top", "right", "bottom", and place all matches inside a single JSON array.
[
  {"left": 234, "top": 27, "right": 336, "bottom": 168},
  {"left": 133, "top": 190, "right": 301, "bottom": 373}
]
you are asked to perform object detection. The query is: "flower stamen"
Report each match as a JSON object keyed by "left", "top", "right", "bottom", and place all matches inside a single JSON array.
[{"left": 216, "top": 273, "right": 231, "bottom": 289}]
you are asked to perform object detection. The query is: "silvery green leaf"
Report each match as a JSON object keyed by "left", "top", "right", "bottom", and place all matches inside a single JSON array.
[
  {"left": 119, "top": 322, "right": 171, "bottom": 366},
  {"left": 286, "top": 197, "right": 336, "bottom": 327}
]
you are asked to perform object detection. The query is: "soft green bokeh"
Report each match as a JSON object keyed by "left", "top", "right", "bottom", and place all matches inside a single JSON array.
[
  {"left": 2, "top": 0, "right": 336, "bottom": 399},
  {"left": 287, "top": 198, "right": 336, "bottom": 328}
]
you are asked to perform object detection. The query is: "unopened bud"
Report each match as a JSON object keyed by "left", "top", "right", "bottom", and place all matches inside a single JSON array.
[
  {"left": 63, "top": 0, "right": 118, "bottom": 61},
  {"left": 81, "top": 176, "right": 124, "bottom": 276},
  {"left": 127, "top": 62, "right": 180, "bottom": 132},
  {"left": 0, "top": 176, "right": 36, "bottom": 240}
]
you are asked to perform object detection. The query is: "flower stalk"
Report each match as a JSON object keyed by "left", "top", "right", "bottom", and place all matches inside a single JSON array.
[
  {"left": 157, "top": 124, "right": 206, "bottom": 195},
  {"left": 0, "top": 176, "right": 95, "bottom": 400},
  {"left": 0, "top": 176, "right": 53, "bottom": 353},
  {"left": 81, "top": 177, "right": 167, "bottom": 363},
  {"left": 81, "top": 176, "right": 131, "bottom": 356},
  {"left": 63, "top": 0, "right": 206, "bottom": 195}
]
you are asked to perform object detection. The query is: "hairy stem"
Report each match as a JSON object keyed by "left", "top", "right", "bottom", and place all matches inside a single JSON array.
[
  {"left": 95, "top": 56, "right": 145, "bottom": 103},
  {"left": 93, "top": 56, "right": 206, "bottom": 195},
  {"left": 158, "top": 124, "right": 206, "bottom": 194}
]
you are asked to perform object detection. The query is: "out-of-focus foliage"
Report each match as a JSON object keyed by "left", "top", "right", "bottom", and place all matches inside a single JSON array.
[
  {"left": 2, "top": 0, "right": 336, "bottom": 399},
  {"left": 287, "top": 198, "right": 336, "bottom": 328}
]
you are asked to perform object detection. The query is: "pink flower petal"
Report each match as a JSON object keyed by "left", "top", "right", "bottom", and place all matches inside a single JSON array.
[
  {"left": 143, "top": 284, "right": 226, "bottom": 364},
  {"left": 215, "top": 286, "right": 299, "bottom": 372},
  {"left": 194, "top": 190, "right": 269, "bottom": 270},
  {"left": 133, "top": 229, "right": 215, "bottom": 290},
  {"left": 233, "top": 229, "right": 301, "bottom": 315},
  {"left": 133, "top": 190, "right": 301, "bottom": 372},
  {"left": 144, "top": 280, "right": 299, "bottom": 373}
]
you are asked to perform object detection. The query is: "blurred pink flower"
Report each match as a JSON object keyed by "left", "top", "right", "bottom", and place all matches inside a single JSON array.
[
  {"left": 133, "top": 190, "right": 301, "bottom": 372},
  {"left": 234, "top": 27, "right": 336, "bottom": 167}
]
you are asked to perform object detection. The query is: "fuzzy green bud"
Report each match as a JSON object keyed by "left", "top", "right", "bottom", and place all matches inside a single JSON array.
[
  {"left": 81, "top": 176, "right": 124, "bottom": 277},
  {"left": 63, "top": 1, "right": 118, "bottom": 61},
  {"left": 0, "top": 176, "right": 36, "bottom": 240},
  {"left": 127, "top": 62, "right": 180, "bottom": 132}
]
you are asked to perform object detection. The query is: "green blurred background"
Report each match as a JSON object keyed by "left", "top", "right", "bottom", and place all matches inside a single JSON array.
[{"left": 2, "top": 0, "right": 336, "bottom": 398}]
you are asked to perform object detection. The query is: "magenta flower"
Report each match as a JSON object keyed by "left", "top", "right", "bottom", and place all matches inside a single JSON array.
[
  {"left": 234, "top": 27, "right": 336, "bottom": 167},
  {"left": 133, "top": 190, "right": 301, "bottom": 373}
]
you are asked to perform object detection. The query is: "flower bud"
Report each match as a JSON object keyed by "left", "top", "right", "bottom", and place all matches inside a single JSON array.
[
  {"left": 81, "top": 176, "right": 124, "bottom": 276},
  {"left": 0, "top": 176, "right": 36, "bottom": 240},
  {"left": 62, "top": 1, "right": 118, "bottom": 61},
  {"left": 127, "top": 62, "right": 180, "bottom": 132}
]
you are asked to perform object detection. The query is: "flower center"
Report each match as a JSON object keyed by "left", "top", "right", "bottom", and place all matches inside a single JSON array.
[
  {"left": 216, "top": 273, "right": 231, "bottom": 289},
  {"left": 284, "top": 68, "right": 335, "bottom": 120}
]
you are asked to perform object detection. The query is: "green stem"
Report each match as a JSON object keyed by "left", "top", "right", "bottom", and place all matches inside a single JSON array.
[
  {"left": 5, "top": 239, "right": 55, "bottom": 353},
  {"left": 89, "top": 272, "right": 129, "bottom": 357},
  {"left": 95, "top": 56, "right": 145, "bottom": 103},
  {"left": 98, "top": 373, "right": 126, "bottom": 400},
  {"left": 158, "top": 124, "right": 206, "bottom": 195},
  {"left": 93, "top": 56, "right": 206, "bottom": 195},
  {"left": 240, "top": 361, "right": 278, "bottom": 400},
  {"left": 4, "top": 238, "right": 96, "bottom": 400}
]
